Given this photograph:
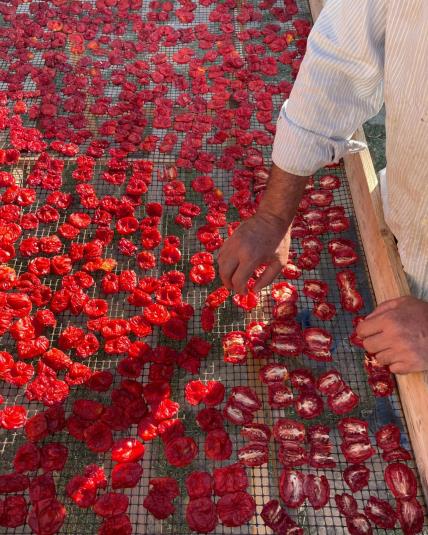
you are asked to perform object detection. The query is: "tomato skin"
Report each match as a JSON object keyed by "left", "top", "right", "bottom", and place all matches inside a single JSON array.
[
  {"left": 304, "top": 474, "right": 330, "bottom": 509},
  {"left": 204, "top": 429, "right": 232, "bottom": 461},
  {"left": 186, "top": 497, "right": 218, "bottom": 533},
  {"left": 396, "top": 498, "right": 424, "bottom": 535},
  {"left": 185, "top": 472, "right": 213, "bottom": 499},
  {"left": 364, "top": 496, "right": 397, "bottom": 529},
  {"left": 335, "top": 493, "right": 358, "bottom": 516},
  {"left": 345, "top": 513, "right": 373, "bottom": 535}
]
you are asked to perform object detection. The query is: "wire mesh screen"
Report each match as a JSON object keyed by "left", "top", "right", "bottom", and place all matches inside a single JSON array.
[{"left": 0, "top": 0, "right": 426, "bottom": 534}]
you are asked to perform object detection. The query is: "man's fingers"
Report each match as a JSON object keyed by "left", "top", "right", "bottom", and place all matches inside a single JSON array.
[
  {"left": 356, "top": 316, "right": 384, "bottom": 339},
  {"left": 253, "top": 261, "right": 282, "bottom": 293},
  {"left": 231, "top": 260, "right": 258, "bottom": 295},
  {"left": 375, "top": 349, "right": 396, "bottom": 367},
  {"left": 362, "top": 333, "right": 390, "bottom": 354},
  {"left": 218, "top": 256, "right": 239, "bottom": 290}
]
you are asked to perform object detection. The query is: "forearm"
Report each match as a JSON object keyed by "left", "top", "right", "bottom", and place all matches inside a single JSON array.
[{"left": 256, "top": 163, "right": 309, "bottom": 230}]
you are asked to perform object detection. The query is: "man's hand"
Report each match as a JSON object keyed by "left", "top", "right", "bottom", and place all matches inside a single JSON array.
[
  {"left": 218, "top": 212, "right": 290, "bottom": 295},
  {"left": 356, "top": 296, "right": 428, "bottom": 374},
  {"left": 218, "top": 164, "right": 309, "bottom": 295}
]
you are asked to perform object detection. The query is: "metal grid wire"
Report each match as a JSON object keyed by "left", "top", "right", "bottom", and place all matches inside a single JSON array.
[{"left": 0, "top": 0, "right": 426, "bottom": 534}]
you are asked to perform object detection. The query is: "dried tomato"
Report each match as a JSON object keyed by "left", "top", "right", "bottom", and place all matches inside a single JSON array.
[
  {"left": 345, "top": 514, "right": 373, "bottom": 535},
  {"left": 93, "top": 493, "right": 129, "bottom": 518},
  {"left": 384, "top": 463, "right": 417, "bottom": 500},
  {"left": 165, "top": 436, "right": 198, "bottom": 467},
  {"left": 190, "top": 263, "right": 216, "bottom": 285},
  {"left": 0, "top": 406, "right": 27, "bottom": 429},
  {"left": 279, "top": 469, "right": 305, "bottom": 509},
  {"left": 335, "top": 493, "right": 358, "bottom": 516},
  {"left": 40, "top": 442, "right": 68, "bottom": 472},
  {"left": 65, "top": 476, "right": 97, "bottom": 509},
  {"left": 205, "top": 429, "right": 232, "bottom": 461},
  {"left": 185, "top": 380, "right": 208, "bottom": 406},
  {"left": 328, "top": 387, "right": 359, "bottom": 415},
  {"left": 196, "top": 408, "right": 224, "bottom": 432},
  {"left": 186, "top": 497, "right": 218, "bottom": 534},
  {"left": 216, "top": 491, "right": 255, "bottom": 527},
  {"left": 143, "top": 303, "right": 170, "bottom": 325},
  {"left": 186, "top": 472, "right": 213, "bottom": 499},
  {"left": 27, "top": 498, "right": 66, "bottom": 535},
  {"left": 0, "top": 495, "right": 28, "bottom": 528},
  {"left": 204, "top": 381, "right": 225, "bottom": 407},
  {"left": 112, "top": 462, "right": 143, "bottom": 489},
  {"left": 85, "top": 370, "right": 113, "bottom": 392},
  {"left": 238, "top": 442, "right": 269, "bottom": 467},
  {"left": 84, "top": 422, "right": 113, "bottom": 453},
  {"left": 295, "top": 392, "right": 324, "bottom": 419},
  {"left": 99, "top": 514, "right": 132, "bottom": 535},
  {"left": 396, "top": 498, "right": 424, "bottom": 535}
]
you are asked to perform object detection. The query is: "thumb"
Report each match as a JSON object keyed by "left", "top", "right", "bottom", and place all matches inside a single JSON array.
[{"left": 253, "top": 261, "right": 282, "bottom": 293}]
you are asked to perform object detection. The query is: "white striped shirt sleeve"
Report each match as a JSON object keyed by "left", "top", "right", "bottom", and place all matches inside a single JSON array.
[{"left": 272, "top": 0, "right": 387, "bottom": 176}]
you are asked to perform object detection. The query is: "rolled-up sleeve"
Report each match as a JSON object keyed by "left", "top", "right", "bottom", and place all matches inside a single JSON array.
[{"left": 272, "top": 0, "right": 387, "bottom": 176}]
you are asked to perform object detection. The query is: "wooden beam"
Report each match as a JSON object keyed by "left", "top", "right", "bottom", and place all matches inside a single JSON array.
[
  {"left": 309, "top": 0, "right": 428, "bottom": 505},
  {"left": 344, "top": 131, "right": 428, "bottom": 504}
]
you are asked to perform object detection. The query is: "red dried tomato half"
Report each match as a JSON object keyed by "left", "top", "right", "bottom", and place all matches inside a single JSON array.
[
  {"left": 328, "top": 387, "right": 359, "bottom": 415},
  {"left": 0, "top": 406, "right": 27, "bottom": 429},
  {"left": 241, "top": 423, "right": 271, "bottom": 443},
  {"left": 345, "top": 514, "right": 373, "bottom": 535},
  {"left": 216, "top": 491, "right": 256, "bottom": 527},
  {"left": 165, "top": 436, "right": 198, "bottom": 467},
  {"left": 205, "top": 429, "right": 232, "bottom": 461},
  {"left": 396, "top": 498, "right": 424, "bottom": 535},
  {"left": 304, "top": 474, "right": 330, "bottom": 510},
  {"left": 93, "top": 493, "right": 129, "bottom": 518},
  {"left": 190, "top": 264, "right": 216, "bottom": 285},
  {"left": 111, "top": 439, "right": 145, "bottom": 463},
  {"left": 196, "top": 408, "right": 224, "bottom": 432},
  {"left": 238, "top": 442, "right": 269, "bottom": 467},
  {"left": 295, "top": 392, "right": 324, "bottom": 419},
  {"left": 143, "top": 304, "right": 170, "bottom": 325},
  {"left": 384, "top": 463, "right": 417, "bottom": 500},
  {"left": 66, "top": 476, "right": 97, "bottom": 509},
  {"left": 186, "top": 497, "right": 217, "bottom": 533},
  {"left": 279, "top": 469, "right": 306, "bottom": 508},
  {"left": 112, "top": 462, "right": 143, "bottom": 489},
  {"left": 268, "top": 383, "right": 294, "bottom": 409},
  {"left": 340, "top": 441, "right": 375, "bottom": 464},
  {"left": 274, "top": 419, "right": 306, "bottom": 443},
  {"left": 335, "top": 493, "right": 358, "bottom": 516},
  {"left": 364, "top": 496, "right": 396, "bottom": 529},
  {"left": 186, "top": 472, "right": 213, "bottom": 499}
]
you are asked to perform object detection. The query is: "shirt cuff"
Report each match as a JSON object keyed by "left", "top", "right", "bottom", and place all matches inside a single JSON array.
[{"left": 271, "top": 101, "right": 367, "bottom": 176}]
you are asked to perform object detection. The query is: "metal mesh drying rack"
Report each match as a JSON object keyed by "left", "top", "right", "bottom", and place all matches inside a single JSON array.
[{"left": 0, "top": 0, "right": 426, "bottom": 533}]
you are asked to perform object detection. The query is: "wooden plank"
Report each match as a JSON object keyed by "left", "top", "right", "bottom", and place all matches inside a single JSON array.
[
  {"left": 344, "top": 131, "right": 428, "bottom": 504},
  {"left": 309, "top": 0, "right": 428, "bottom": 506}
]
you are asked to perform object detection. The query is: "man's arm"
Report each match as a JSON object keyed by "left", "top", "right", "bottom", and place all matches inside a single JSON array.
[{"left": 219, "top": 0, "right": 386, "bottom": 293}]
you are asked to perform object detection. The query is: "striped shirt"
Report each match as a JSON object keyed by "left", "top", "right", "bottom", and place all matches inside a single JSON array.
[{"left": 272, "top": 0, "right": 428, "bottom": 299}]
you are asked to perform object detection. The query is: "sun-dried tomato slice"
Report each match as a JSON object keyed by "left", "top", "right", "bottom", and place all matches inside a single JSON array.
[
  {"left": 111, "top": 439, "right": 145, "bottom": 463},
  {"left": 341, "top": 441, "right": 375, "bottom": 464},
  {"left": 268, "top": 383, "right": 294, "bottom": 409},
  {"left": 279, "top": 469, "right": 305, "bottom": 508},
  {"left": 229, "top": 386, "right": 261, "bottom": 412},
  {"left": 40, "top": 442, "right": 68, "bottom": 472},
  {"left": 335, "top": 493, "right": 358, "bottom": 516},
  {"left": 295, "top": 392, "right": 324, "bottom": 419},
  {"left": 316, "top": 369, "right": 344, "bottom": 396},
  {"left": 93, "top": 493, "right": 129, "bottom": 518},
  {"left": 238, "top": 442, "right": 269, "bottom": 467},
  {"left": 375, "top": 423, "right": 401, "bottom": 451},
  {"left": 204, "top": 381, "right": 225, "bottom": 407},
  {"left": 112, "top": 462, "right": 143, "bottom": 490},
  {"left": 217, "top": 491, "right": 256, "bottom": 527},
  {"left": 84, "top": 422, "right": 113, "bottom": 453},
  {"left": 396, "top": 498, "right": 424, "bottom": 535},
  {"left": 205, "top": 429, "right": 232, "bottom": 461},
  {"left": 196, "top": 408, "right": 224, "bottom": 432},
  {"left": 259, "top": 363, "right": 289, "bottom": 384},
  {"left": 0, "top": 406, "right": 27, "bottom": 429},
  {"left": 345, "top": 513, "right": 373, "bottom": 535},
  {"left": 270, "top": 334, "right": 303, "bottom": 357},
  {"left": 190, "top": 264, "right": 216, "bottom": 285},
  {"left": 384, "top": 463, "right": 417, "bottom": 500},
  {"left": 271, "top": 281, "right": 298, "bottom": 303},
  {"left": 343, "top": 464, "right": 370, "bottom": 493},
  {"left": 186, "top": 497, "right": 218, "bottom": 534},
  {"left": 279, "top": 441, "right": 308, "bottom": 468},
  {"left": 205, "top": 287, "right": 230, "bottom": 308},
  {"left": 66, "top": 476, "right": 97, "bottom": 509},
  {"left": 328, "top": 387, "right": 359, "bottom": 415},
  {"left": 363, "top": 496, "right": 397, "bottom": 529},
  {"left": 261, "top": 499, "right": 298, "bottom": 533},
  {"left": 290, "top": 368, "right": 316, "bottom": 391},
  {"left": 338, "top": 418, "right": 369, "bottom": 443},
  {"left": 143, "top": 304, "right": 170, "bottom": 325},
  {"left": 213, "top": 463, "right": 248, "bottom": 497},
  {"left": 304, "top": 474, "right": 330, "bottom": 509},
  {"left": 27, "top": 498, "right": 66, "bottom": 534},
  {"left": 165, "top": 436, "right": 198, "bottom": 467},
  {"left": 303, "top": 280, "right": 328, "bottom": 301},
  {"left": 313, "top": 301, "right": 337, "bottom": 321},
  {"left": 186, "top": 472, "right": 213, "bottom": 499},
  {"left": 222, "top": 331, "right": 248, "bottom": 365},
  {"left": 274, "top": 419, "right": 306, "bottom": 443}
]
